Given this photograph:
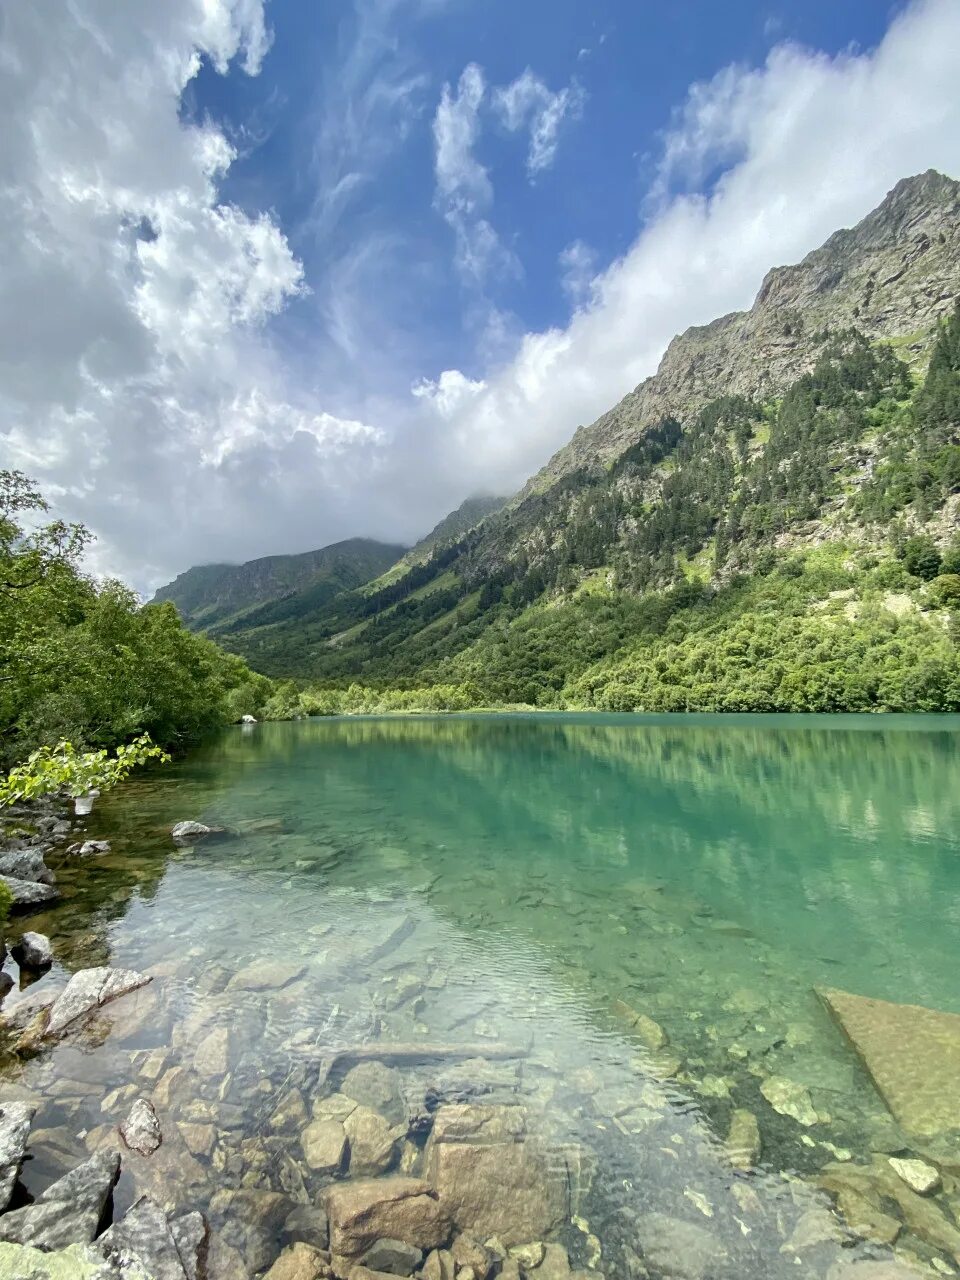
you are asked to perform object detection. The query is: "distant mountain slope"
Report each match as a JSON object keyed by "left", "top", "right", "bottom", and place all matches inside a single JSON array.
[
  {"left": 209, "top": 172, "right": 960, "bottom": 709},
  {"left": 151, "top": 538, "right": 407, "bottom": 632}
]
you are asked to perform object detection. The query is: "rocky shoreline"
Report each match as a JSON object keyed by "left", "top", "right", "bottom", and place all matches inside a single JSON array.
[{"left": 0, "top": 798, "right": 954, "bottom": 1280}]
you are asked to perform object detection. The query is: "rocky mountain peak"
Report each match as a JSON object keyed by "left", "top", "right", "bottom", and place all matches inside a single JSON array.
[{"left": 528, "top": 170, "right": 960, "bottom": 491}]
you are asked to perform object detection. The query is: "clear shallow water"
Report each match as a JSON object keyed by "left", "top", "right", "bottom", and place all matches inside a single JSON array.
[{"left": 4, "top": 712, "right": 960, "bottom": 1277}]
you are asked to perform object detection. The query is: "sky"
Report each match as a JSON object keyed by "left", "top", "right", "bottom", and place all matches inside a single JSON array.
[{"left": 3, "top": 0, "right": 960, "bottom": 592}]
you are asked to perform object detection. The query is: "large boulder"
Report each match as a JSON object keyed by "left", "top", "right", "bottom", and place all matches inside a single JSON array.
[
  {"left": 97, "top": 1195, "right": 189, "bottom": 1280},
  {"left": 0, "top": 1240, "right": 151, "bottom": 1279},
  {"left": 343, "top": 1105, "right": 399, "bottom": 1176},
  {"left": 0, "top": 1101, "right": 36, "bottom": 1211},
  {"left": 324, "top": 1178, "right": 451, "bottom": 1259}
]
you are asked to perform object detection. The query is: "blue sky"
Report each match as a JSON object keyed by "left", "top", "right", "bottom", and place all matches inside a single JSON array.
[
  {"left": 3, "top": 0, "right": 959, "bottom": 588},
  {"left": 187, "top": 0, "right": 904, "bottom": 400}
]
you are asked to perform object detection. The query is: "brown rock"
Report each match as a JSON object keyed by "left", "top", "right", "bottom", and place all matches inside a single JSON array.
[
  {"left": 303, "top": 1118, "right": 348, "bottom": 1174},
  {"left": 725, "top": 1109, "right": 760, "bottom": 1170},
  {"left": 324, "top": 1178, "right": 451, "bottom": 1259},
  {"left": 264, "top": 1242, "right": 330, "bottom": 1280},
  {"left": 427, "top": 1105, "right": 526, "bottom": 1146},
  {"left": 426, "top": 1139, "right": 568, "bottom": 1247},
  {"left": 535, "top": 1243, "right": 573, "bottom": 1280},
  {"left": 343, "top": 1106, "right": 399, "bottom": 1177},
  {"left": 450, "top": 1234, "right": 492, "bottom": 1279},
  {"left": 834, "top": 1188, "right": 901, "bottom": 1246},
  {"left": 818, "top": 986, "right": 960, "bottom": 1137},
  {"left": 419, "top": 1249, "right": 454, "bottom": 1280}
]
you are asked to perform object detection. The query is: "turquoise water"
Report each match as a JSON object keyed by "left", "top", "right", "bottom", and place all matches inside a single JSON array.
[{"left": 5, "top": 712, "right": 960, "bottom": 1276}]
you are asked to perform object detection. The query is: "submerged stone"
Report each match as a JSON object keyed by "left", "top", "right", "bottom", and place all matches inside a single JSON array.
[
  {"left": 359, "top": 1237, "right": 423, "bottom": 1275},
  {"left": 760, "top": 1075, "right": 818, "bottom": 1126},
  {"left": 634, "top": 1212, "right": 726, "bottom": 1280},
  {"left": 888, "top": 1156, "right": 940, "bottom": 1196},
  {"left": 818, "top": 986, "right": 960, "bottom": 1137},
  {"left": 324, "top": 1177, "right": 450, "bottom": 1258},
  {"left": 263, "top": 1242, "right": 329, "bottom": 1280},
  {"left": 725, "top": 1108, "right": 761, "bottom": 1170}
]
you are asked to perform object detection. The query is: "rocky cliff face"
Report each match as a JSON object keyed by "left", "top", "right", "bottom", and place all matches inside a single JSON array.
[{"left": 529, "top": 171, "right": 960, "bottom": 489}]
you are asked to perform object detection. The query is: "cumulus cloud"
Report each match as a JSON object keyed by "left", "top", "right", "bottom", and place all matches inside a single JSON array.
[
  {"left": 493, "top": 69, "right": 585, "bottom": 176},
  {"left": 417, "top": 0, "right": 960, "bottom": 496},
  {"left": 6, "top": 0, "right": 960, "bottom": 594},
  {"left": 0, "top": 0, "right": 384, "bottom": 587}
]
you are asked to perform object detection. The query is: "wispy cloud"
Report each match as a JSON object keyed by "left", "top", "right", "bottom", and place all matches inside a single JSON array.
[{"left": 493, "top": 68, "right": 586, "bottom": 177}]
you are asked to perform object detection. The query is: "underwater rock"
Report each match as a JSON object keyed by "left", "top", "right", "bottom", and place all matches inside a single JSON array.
[
  {"left": 45, "top": 966, "right": 152, "bottom": 1038},
  {"left": 450, "top": 1234, "right": 492, "bottom": 1279},
  {"left": 227, "top": 960, "right": 305, "bottom": 992},
  {"left": 0, "top": 875, "right": 58, "bottom": 908},
  {"left": 324, "top": 1177, "right": 450, "bottom": 1258},
  {"left": 0, "top": 1149, "right": 120, "bottom": 1250},
  {"left": 283, "top": 1204, "right": 330, "bottom": 1251},
  {"left": 0, "top": 1100, "right": 36, "bottom": 1210},
  {"left": 344, "top": 1105, "right": 400, "bottom": 1177},
  {"left": 888, "top": 1156, "right": 940, "bottom": 1195},
  {"left": 359, "top": 1237, "right": 424, "bottom": 1275},
  {"left": 818, "top": 986, "right": 960, "bottom": 1138},
  {"left": 66, "top": 841, "right": 111, "bottom": 857},
  {"left": 0, "top": 851, "right": 55, "bottom": 884},
  {"left": 426, "top": 1135, "right": 568, "bottom": 1246},
  {"left": 119, "top": 1098, "right": 162, "bottom": 1156},
  {"left": 725, "top": 1109, "right": 761, "bottom": 1170},
  {"left": 341, "top": 1063, "right": 405, "bottom": 1126},
  {"left": 634, "top": 1212, "right": 726, "bottom": 1280},
  {"left": 427, "top": 1105, "right": 526, "bottom": 1146},
  {"left": 11, "top": 932, "right": 52, "bottom": 969},
  {"left": 778, "top": 1208, "right": 846, "bottom": 1253},
  {"left": 263, "top": 1242, "right": 329, "bottom": 1280},
  {"left": 302, "top": 1117, "right": 348, "bottom": 1174},
  {"left": 419, "top": 1248, "right": 455, "bottom": 1280},
  {"left": 760, "top": 1075, "right": 818, "bottom": 1126},
  {"left": 192, "top": 1026, "right": 231, "bottom": 1076}
]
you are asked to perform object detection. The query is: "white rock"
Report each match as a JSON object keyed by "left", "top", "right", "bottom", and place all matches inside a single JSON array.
[
  {"left": 11, "top": 932, "right": 52, "bottom": 969},
  {"left": 120, "top": 1098, "right": 162, "bottom": 1157},
  {"left": 760, "top": 1076, "right": 818, "bottom": 1126},
  {"left": 46, "top": 966, "right": 152, "bottom": 1037},
  {"left": 888, "top": 1156, "right": 941, "bottom": 1195}
]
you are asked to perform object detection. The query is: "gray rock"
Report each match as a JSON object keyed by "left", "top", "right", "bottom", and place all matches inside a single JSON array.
[
  {"left": 46, "top": 966, "right": 152, "bottom": 1037},
  {"left": 283, "top": 1204, "right": 329, "bottom": 1251},
  {"left": 0, "top": 851, "right": 55, "bottom": 885},
  {"left": 635, "top": 1212, "right": 727, "bottom": 1280},
  {"left": 0, "top": 875, "right": 58, "bottom": 908},
  {"left": 169, "top": 1212, "right": 209, "bottom": 1280},
  {"left": 360, "top": 1237, "right": 424, "bottom": 1275},
  {"left": 119, "top": 1098, "right": 161, "bottom": 1156},
  {"left": 0, "top": 1149, "right": 120, "bottom": 1249},
  {"left": 97, "top": 1196, "right": 188, "bottom": 1280},
  {"left": 11, "top": 933, "right": 52, "bottom": 970},
  {"left": 341, "top": 1062, "right": 405, "bottom": 1126},
  {"left": 76, "top": 841, "right": 111, "bottom": 857},
  {"left": 0, "top": 1100, "right": 36, "bottom": 1211},
  {"left": 171, "top": 821, "right": 226, "bottom": 846}
]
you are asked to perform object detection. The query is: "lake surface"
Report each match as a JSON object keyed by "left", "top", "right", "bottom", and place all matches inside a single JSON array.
[{"left": 5, "top": 712, "right": 960, "bottom": 1278}]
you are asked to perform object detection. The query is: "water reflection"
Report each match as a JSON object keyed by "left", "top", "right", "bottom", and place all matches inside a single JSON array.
[{"left": 2, "top": 713, "right": 959, "bottom": 1277}]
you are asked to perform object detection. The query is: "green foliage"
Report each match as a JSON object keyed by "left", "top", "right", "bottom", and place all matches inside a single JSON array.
[
  {"left": 900, "top": 534, "right": 942, "bottom": 581},
  {"left": 0, "top": 734, "right": 169, "bottom": 807},
  {"left": 931, "top": 574, "right": 960, "bottom": 609},
  {"left": 1, "top": 472, "right": 275, "bottom": 767}
]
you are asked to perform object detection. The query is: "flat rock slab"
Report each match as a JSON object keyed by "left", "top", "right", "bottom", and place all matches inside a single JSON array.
[
  {"left": 818, "top": 986, "right": 960, "bottom": 1136},
  {"left": 324, "top": 1177, "right": 450, "bottom": 1258},
  {"left": 97, "top": 1195, "right": 188, "bottom": 1280},
  {"left": 0, "top": 1149, "right": 120, "bottom": 1250},
  {"left": 46, "top": 967, "right": 153, "bottom": 1038}
]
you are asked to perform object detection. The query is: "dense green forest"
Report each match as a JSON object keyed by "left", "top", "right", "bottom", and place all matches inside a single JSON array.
[
  {"left": 0, "top": 471, "right": 276, "bottom": 769},
  {"left": 246, "top": 305, "right": 960, "bottom": 716}
]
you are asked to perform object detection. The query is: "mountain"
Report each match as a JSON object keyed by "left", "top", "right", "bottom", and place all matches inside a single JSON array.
[
  {"left": 150, "top": 537, "right": 407, "bottom": 632},
  {"left": 215, "top": 172, "right": 960, "bottom": 711}
]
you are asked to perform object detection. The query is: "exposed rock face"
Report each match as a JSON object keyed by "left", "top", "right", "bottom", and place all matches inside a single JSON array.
[
  {"left": 119, "top": 1099, "right": 162, "bottom": 1157},
  {"left": 529, "top": 170, "right": 960, "bottom": 490},
  {"left": 11, "top": 932, "right": 52, "bottom": 969},
  {"left": 0, "top": 1240, "right": 150, "bottom": 1280},
  {"left": 169, "top": 1212, "right": 209, "bottom": 1280},
  {"left": 45, "top": 967, "right": 153, "bottom": 1038},
  {"left": 97, "top": 1195, "right": 190, "bottom": 1280},
  {"left": 0, "top": 1101, "right": 36, "bottom": 1211},
  {"left": 818, "top": 986, "right": 960, "bottom": 1136},
  {"left": 324, "top": 1178, "right": 451, "bottom": 1258}
]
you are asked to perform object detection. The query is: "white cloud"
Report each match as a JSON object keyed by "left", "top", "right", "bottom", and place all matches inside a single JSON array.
[
  {"left": 493, "top": 69, "right": 585, "bottom": 176},
  {"left": 414, "top": 0, "right": 960, "bottom": 499},
  {"left": 412, "top": 369, "right": 487, "bottom": 418},
  {"left": 558, "top": 240, "right": 599, "bottom": 307}
]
